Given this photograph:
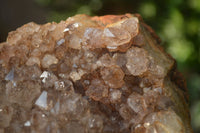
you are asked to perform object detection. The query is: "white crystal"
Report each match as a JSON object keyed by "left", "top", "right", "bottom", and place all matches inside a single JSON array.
[
  {"left": 69, "top": 69, "right": 86, "bottom": 82},
  {"left": 126, "top": 47, "right": 149, "bottom": 76},
  {"left": 87, "top": 115, "right": 103, "bottom": 130},
  {"left": 35, "top": 91, "right": 48, "bottom": 109},
  {"left": 73, "top": 23, "right": 80, "bottom": 28},
  {"left": 139, "top": 81, "right": 145, "bottom": 88},
  {"left": 127, "top": 93, "right": 146, "bottom": 113},
  {"left": 73, "top": 63, "right": 78, "bottom": 68},
  {"left": 106, "top": 46, "right": 117, "bottom": 50},
  {"left": 110, "top": 90, "right": 121, "bottom": 102},
  {"left": 68, "top": 34, "right": 82, "bottom": 49},
  {"left": 24, "top": 121, "right": 31, "bottom": 126},
  {"left": 51, "top": 101, "right": 60, "bottom": 115},
  {"left": 144, "top": 122, "right": 150, "bottom": 127},
  {"left": 54, "top": 101, "right": 60, "bottom": 113},
  {"left": 69, "top": 71, "right": 81, "bottom": 82},
  {"left": 66, "top": 97, "right": 79, "bottom": 112},
  {"left": 5, "top": 68, "right": 14, "bottom": 81},
  {"left": 104, "top": 28, "right": 115, "bottom": 37},
  {"left": 54, "top": 81, "right": 65, "bottom": 90},
  {"left": 42, "top": 54, "right": 58, "bottom": 68},
  {"left": 154, "top": 88, "right": 162, "bottom": 94},
  {"left": 40, "top": 71, "right": 50, "bottom": 83},
  {"left": 135, "top": 124, "right": 141, "bottom": 128},
  {"left": 56, "top": 38, "right": 65, "bottom": 46},
  {"left": 40, "top": 71, "right": 49, "bottom": 78},
  {"left": 26, "top": 57, "right": 40, "bottom": 66},
  {"left": 84, "top": 28, "right": 96, "bottom": 39},
  {"left": 63, "top": 28, "right": 69, "bottom": 32}
]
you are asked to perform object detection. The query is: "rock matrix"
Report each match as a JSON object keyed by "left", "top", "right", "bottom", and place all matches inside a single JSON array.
[{"left": 0, "top": 14, "right": 192, "bottom": 133}]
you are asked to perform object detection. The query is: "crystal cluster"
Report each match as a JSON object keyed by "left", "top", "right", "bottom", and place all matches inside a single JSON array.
[{"left": 0, "top": 14, "right": 192, "bottom": 133}]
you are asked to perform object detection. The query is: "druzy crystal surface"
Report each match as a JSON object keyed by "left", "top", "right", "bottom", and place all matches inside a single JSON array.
[{"left": 0, "top": 14, "right": 192, "bottom": 133}]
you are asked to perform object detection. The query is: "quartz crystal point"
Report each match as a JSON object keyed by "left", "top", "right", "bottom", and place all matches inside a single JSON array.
[{"left": 0, "top": 14, "right": 192, "bottom": 133}]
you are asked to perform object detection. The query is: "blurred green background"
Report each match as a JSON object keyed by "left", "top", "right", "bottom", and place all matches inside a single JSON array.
[{"left": 0, "top": 0, "right": 200, "bottom": 132}]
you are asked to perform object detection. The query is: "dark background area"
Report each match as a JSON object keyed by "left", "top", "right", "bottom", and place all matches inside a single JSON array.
[{"left": 0, "top": 0, "right": 200, "bottom": 132}]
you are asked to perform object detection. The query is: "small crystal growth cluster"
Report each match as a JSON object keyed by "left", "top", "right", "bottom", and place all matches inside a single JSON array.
[{"left": 0, "top": 14, "right": 192, "bottom": 133}]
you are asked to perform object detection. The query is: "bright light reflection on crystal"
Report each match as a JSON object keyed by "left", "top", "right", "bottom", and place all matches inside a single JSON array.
[
  {"left": 40, "top": 71, "right": 50, "bottom": 83},
  {"left": 63, "top": 28, "right": 69, "bottom": 32},
  {"left": 104, "top": 28, "right": 115, "bottom": 37},
  {"left": 35, "top": 91, "right": 48, "bottom": 109},
  {"left": 24, "top": 121, "right": 31, "bottom": 126},
  {"left": 73, "top": 23, "right": 80, "bottom": 28},
  {"left": 144, "top": 122, "right": 150, "bottom": 127},
  {"left": 135, "top": 124, "right": 141, "bottom": 128},
  {"left": 107, "top": 46, "right": 117, "bottom": 50},
  {"left": 54, "top": 81, "right": 65, "bottom": 90}
]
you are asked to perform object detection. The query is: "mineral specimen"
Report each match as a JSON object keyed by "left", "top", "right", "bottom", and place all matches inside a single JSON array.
[{"left": 0, "top": 14, "right": 193, "bottom": 133}]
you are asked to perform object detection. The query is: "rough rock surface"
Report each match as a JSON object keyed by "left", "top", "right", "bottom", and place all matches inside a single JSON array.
[{"left": 0, "top": 14, "right": 192, "bottom": 133}]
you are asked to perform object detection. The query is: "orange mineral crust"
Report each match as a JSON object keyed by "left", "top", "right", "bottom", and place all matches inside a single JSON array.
[{"left": 0, "top": 14, "right": 192, "bottom": 133}]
